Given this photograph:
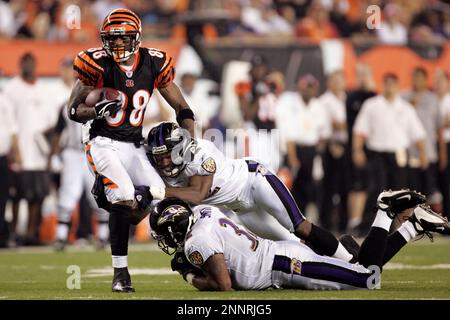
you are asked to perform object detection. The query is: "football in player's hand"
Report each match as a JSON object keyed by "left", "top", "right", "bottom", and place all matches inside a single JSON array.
[{"left": 85, "top": 87, "right": 121, "bottom": 107}]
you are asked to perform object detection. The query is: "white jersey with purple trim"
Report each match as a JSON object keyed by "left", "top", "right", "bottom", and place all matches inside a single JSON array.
[
  {"left": 164, "top": 139, "right": 250, "bottom": 209},
  {"left": 184, "top": 205, "right": 275, "bottom": 290},
  {"left": 185, "top": 205, "right": 373, "bottom": 291}
]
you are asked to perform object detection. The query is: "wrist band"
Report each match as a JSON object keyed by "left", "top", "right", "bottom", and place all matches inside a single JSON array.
[
  {"left": 150, "top": 186, "right": 166, "bottom": 200},
  {"left": 176, "top": 108, "right": 195, "bottom": 126},
  {"left": 185, "top": 273, "right": 195, "bottom": 285}
]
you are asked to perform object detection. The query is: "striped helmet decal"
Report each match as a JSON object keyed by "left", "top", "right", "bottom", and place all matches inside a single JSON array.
[{"left": 101, "top": 8, "right": 141, "bottom": 33}]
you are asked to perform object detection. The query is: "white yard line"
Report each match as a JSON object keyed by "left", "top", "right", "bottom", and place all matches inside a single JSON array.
[
  {"left": 83, "top": 267, "right": 177, "bottom": 277},
  {"left": 384, "top": 263, "right": 450, "bottom": 270}
]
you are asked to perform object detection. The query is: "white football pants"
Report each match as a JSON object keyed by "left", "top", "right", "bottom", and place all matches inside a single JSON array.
[{"left": 85, "top": 136, "right": 164, "bottom": 204}]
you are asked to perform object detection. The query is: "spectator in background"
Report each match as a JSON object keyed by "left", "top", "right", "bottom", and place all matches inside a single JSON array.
[
  {"left": 3, "top": 52, "right": 50, "bottom": 246},
  {"left": 47, "top": 56, "right": 76, "bottom": 128},
  {"left": 47, "top": 58, "right": 109, "bottom": 251},
  {"left": 260, "top": 70, "right": 286, "bottom": 130},
  {"left": 49, "top": 72, "right": 109, "bottom": 250},
  {"left": 295, "top": 0, "right": 339, "bottom": 43},
  {"left": 376, "top": 3, "right": 408, "bottom": 45},
  {"left": 236, "top": 56, "right": 286, "bottom": 170},
  {"left": 241, "top": 0, "right": 293, "bottom": 36},
  {"left": 326, "top": 0, "right": 356, "bottom": 38},
  {"left": 353, "top": 73, "right": 427, "bottom": 236},
  {"left": 281, "top": 74, "right": 328, "bottom": 214},
  {"left": 0, "top": 0, "right": 15, "bottom": 38},
  {"left": 345, "top": 63, "right": 376, "bottom": 233},
  {"left": 443, "top": 9, "right": 450, "bottom": 39},
  {"left": 273, "top": 0, "right": 312, "bottom": 20},
  {"left": 0, "top": 75, "right": 21, "bottom": 248},
  {"left": 236, "top": 54, "right": 270, "bottom": 129},
  {"left": 318, "top": 70, "right": 348, "bottom": 233},
  {"left": 92, "top": 0, "right": 127, "bottom": 24},
  {"left": 435, "top": 70, "right": 450, "bottom": 219},
  {"left": 14, "top": 0, "right": 59, "bottom": 39},
  {"left": 403, "top": 67, "right": 443, "bottom": 211},
  {"left": 410, "top": 4, "right": 448, "bottom": 45},
  {"left": 248, "top": 70, "right": 287, "bottom": 170},
  {"left": 178, "top": 72, "right": 221, "bottom": 133}
]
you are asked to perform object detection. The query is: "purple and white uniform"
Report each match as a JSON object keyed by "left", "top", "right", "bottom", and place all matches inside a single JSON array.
[
  {"left": 163, "top": 139, "right": 306, "bottom": 241},
  {"left": 185, "top": 205, "right": 374, "bottom": 290}
]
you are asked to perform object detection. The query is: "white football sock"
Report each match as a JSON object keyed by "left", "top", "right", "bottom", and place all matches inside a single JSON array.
[
  {"left": 112, "top": 255, "right": 128, "bottom": 268},
  {"left": 56, "top": 224, "right": 69, "bottom": 241},
  {"left": 333, "top": 242, "right": 354, "bottom": 262},
  {"left": 372, "top": 209, "right": 393, "bottom": 232},
  {"left": 397, "top": 220, "right": 418, "bottom": 242}
]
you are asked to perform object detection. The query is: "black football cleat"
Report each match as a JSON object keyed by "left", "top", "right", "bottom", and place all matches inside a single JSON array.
[
  {"left": 409, "top": 204, "right": 450, "bottom": 241},
  {"left": 339, "top": 234, "right": 360, "bottom": 263},
  {"left": 377, "top": 189, "right": 426, "bottom": 218},
  {"left": 112, "top": 267, "right": 135, "bottom": 293}
]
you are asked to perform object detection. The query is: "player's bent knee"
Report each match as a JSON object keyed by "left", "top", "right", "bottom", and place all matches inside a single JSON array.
[{"left": 106, "top": 183, "right": 135, "bottom": 205}]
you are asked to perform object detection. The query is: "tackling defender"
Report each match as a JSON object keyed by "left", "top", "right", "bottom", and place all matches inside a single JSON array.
[
  {"left": 67, "top": 8, "right": 195, "bottom": 292},
  {"left": 150, "top": 191, "right": 450, "bottom": 291},
  {"left": 144, "top": 122, "right": 362, "bottom": 262}
]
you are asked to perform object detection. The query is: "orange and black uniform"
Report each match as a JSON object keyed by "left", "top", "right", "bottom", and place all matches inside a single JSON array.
[{"left": 73, "top": 47, "right": 175, "bottom": 144}]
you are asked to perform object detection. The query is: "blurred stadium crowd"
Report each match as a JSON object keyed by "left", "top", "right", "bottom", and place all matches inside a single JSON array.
[
  {"left": 0, "top": 0, "right": 449, "bottom": 44},
  {"left": 0, "top": 0, "right": 450, "bottom": 249}
]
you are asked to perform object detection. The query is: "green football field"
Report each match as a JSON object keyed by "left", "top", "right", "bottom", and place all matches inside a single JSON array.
[{"left": 1, "top": 237, "right": 450, "bottom": 300}]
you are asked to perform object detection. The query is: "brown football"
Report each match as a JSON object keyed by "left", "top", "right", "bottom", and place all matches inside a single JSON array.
[{"left": 85, "top": 87, "right": 120, "bottom": 107}]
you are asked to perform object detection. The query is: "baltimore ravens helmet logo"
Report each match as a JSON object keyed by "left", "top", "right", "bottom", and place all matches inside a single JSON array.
[{"left": 157, "top": 205, "right": 189, "bottom": 226}]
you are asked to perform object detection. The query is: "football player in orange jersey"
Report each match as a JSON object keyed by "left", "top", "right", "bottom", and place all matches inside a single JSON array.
[{"left": 67, "top": 8, "right": 195, "bottom": 292}]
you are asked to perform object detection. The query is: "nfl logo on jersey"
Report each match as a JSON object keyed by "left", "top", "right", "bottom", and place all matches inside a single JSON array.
[{"left": 126, "top": 79, "right": 134, "bottom": 87}]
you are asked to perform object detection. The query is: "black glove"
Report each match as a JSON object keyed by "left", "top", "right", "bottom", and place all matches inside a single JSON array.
[
  {"left": 91, "top": 175, "right": 110, "bottom": 210},
  {"left": 171, "top": 250, "right": 204, "bottom": 280},
  {"left": 94, "top": 96, "right": 122, "bottom": 119},
  {"left": 134, "top": 185, "right": 153, "bottom": 210}
]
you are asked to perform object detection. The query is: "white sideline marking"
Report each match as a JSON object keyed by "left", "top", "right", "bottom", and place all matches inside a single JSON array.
[
  {"left": 384, "top": 263, "right": 450, "bottom": 270},
  {"left": 40, "top": 265, "right": 57, "bottom": 270},
  {"left": 84, "top": 267, "right": 176, "bottom": 277},
  {"left": 71, "top": 263, "right": 450, "bottom": 279}
]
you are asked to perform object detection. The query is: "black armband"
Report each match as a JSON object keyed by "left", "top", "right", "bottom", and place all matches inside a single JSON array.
[
  {"left": 176, "top": 108, "right": 195, "bottom": 126},
  {"left": 68, "top": 102, "right": 78, "bottom": 121},
  {"left": 68, "top": 100, "right": 84, "bottom": 123}
]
